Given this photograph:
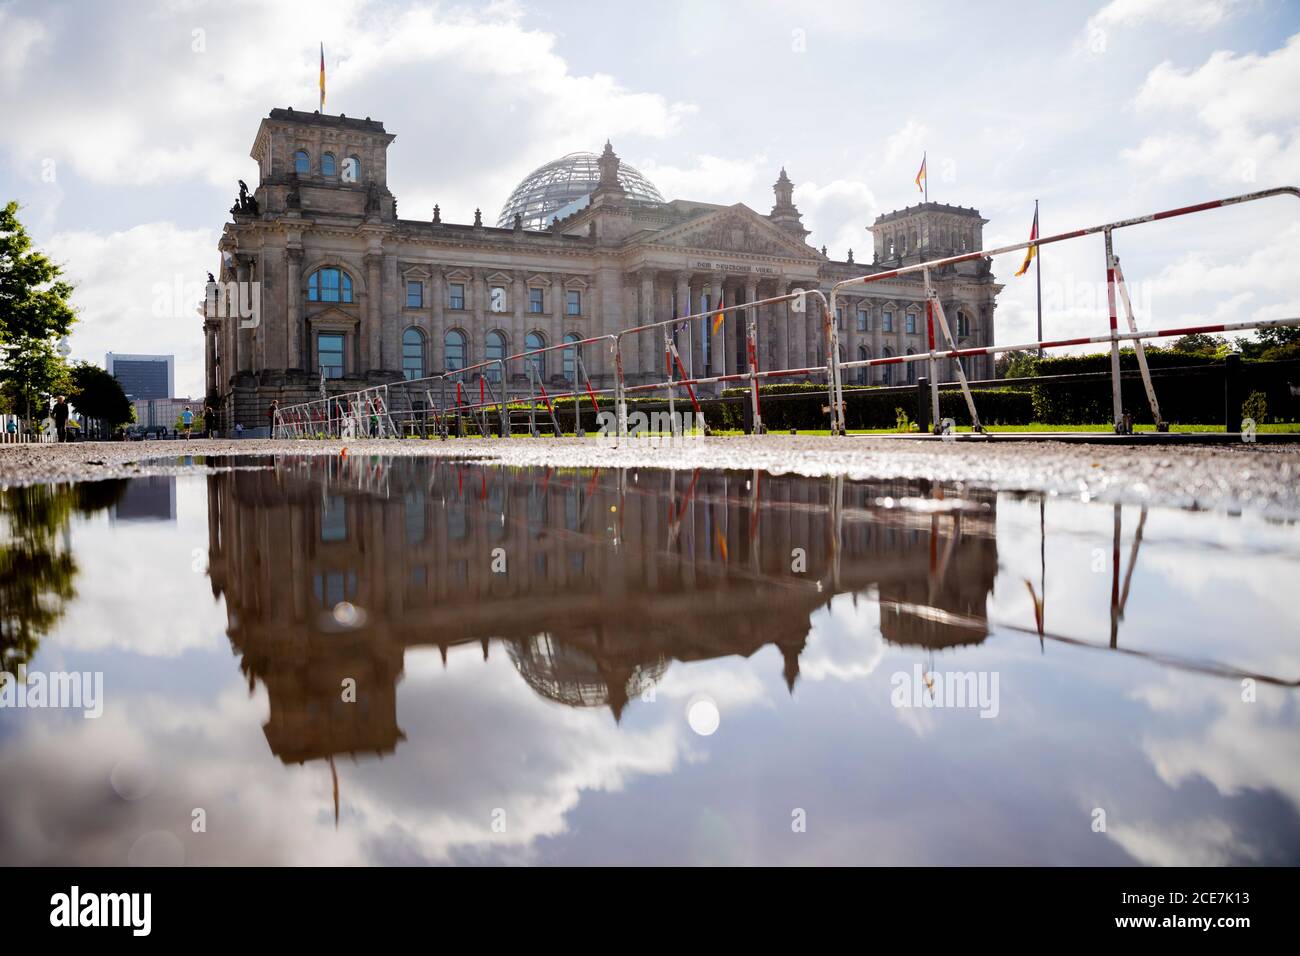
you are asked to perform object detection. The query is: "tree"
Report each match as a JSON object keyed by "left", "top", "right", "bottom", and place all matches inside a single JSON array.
[
  {"left": 0, "top": 336, "right": 70, "bottom": 425},
  {"left": 0, "top": 201, "right": 76, "bottom": 344},
  {"left": 996, "top": 350, "right": 1038, "bottom": 379},
  {"left": 69, "top": 362, "right": 134, "bottom": 436},
  {"left": 1170, "top": 332, "right": 1223, "bottom": 356}
]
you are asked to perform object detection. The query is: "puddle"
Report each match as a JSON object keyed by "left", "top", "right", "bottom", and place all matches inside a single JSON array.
[{"left": 1, "top": 456, "right": 1298, "bottom": 864}]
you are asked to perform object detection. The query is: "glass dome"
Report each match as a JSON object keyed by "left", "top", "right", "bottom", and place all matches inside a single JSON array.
[{"left": 497, "top": 151, "right": 665, "bottom": 231}]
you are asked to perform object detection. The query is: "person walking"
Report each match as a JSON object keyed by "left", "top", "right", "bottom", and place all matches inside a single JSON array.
[
  {"left": 52, "top": 395, "right": 70, "bottom": 443},
  {"left": 181, "top": 406, "right": 194, "bottom": 439},
  {"left": 267, "top": 399, "right": 280, "bottom": 437}
]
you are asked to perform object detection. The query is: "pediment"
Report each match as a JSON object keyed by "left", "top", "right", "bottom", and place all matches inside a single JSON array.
[
  {"left": 642, "top": 204, "right": 819, "bottom": 260},
  {"left": 484, "top": 271, "right": 514, "bottom": 285},
  {"left": 306, "top": 305, "right": 359, "bottom": 328}
]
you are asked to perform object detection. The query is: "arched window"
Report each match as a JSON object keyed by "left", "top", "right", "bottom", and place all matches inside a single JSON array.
[
  {"left": 906, "top": 348, "right": 918, "bottom": 384},
  {"left": 857, "top": 345, "right": 870, "bottom": 385},
  {"left": 525, "top": 331, "right": 546, "bottom": 380},
  {"left": 321, "top": 152, "right": 336, "bottom": 177},
  {"left": 342, "top": 154, "right": 361, "bottom": 183},
  {"left": 294, "top": 150, "right": 309, "bottom": 175},
  {"left": 956, "top": 311, "right": 970, "bottom": 337},
  {"left": 444, "top": 330, "right": 466, "bottom": 372},
  {"left": 485, "top": 330, "right": 506, "bottom": 383},
  {"left": 882, "top": 347, "right": 895, "bottom": 385},
  {"left": 307, "top": 267, "right": 353, "bottom": 303},
  {"left": 402, "top": 328, "right": 425, "bottom": 380},
  {"left": 562, "top": 333, "right": 581, "bottom": 384}
]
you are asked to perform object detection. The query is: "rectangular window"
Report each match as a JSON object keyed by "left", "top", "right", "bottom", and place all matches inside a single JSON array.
[
  {"left": 857, "top": 310, "right": 869, "bottom": 332},
  {"left": 883, "top": 311, "right": 894, "bottom": 332},
  {"left": 405, "top": 280, "right": 423, "bottom": 308},
  {"left": 528, "top": 287, "right": 544, "bottom": 314},
  {"left": 566, "top": 290, "right": 581, "bottom": 316},
  {"left": 835, "top": 307, "right": 844, "bottom": 330},
  {"left": 449, "top": 283, "right": 465, "bottom": 310},
  {"left": 906, "top": 314, "right": 917, "bottom": 334},
  {"left": 318, "top": 332, "right": 344, "bottom": 379}
]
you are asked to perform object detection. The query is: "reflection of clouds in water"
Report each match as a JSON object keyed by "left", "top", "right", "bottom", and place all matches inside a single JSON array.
[
  {"left": 0, "top": 684, "right": 361, "bottom": 865},
  {"left": 52, "top": 479, "right": 225, "bottom": 658},
  {"left": 1108, "top": 817, "right": 1254, "bottom": 866},
  {"left": 797, "top": 593, "right": 884, "bottom": 683},
  {"left": 1136, "top": 676, "right": 1300, "bottom": 814},
  {"left": 0, "top": 644, "right": 773, "bottom": 864}
]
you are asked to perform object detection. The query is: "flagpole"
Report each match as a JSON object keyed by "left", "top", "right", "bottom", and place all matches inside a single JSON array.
[
  {"left": 1034, "top": 198, "right": 1043, "bottom": 358},
  {"left": 923, "top": 151, "right": 928, "bottom": 204}
]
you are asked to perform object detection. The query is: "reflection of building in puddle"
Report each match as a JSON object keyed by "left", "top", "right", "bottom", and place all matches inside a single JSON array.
[
  {"left": 204, "top": 458, "right": 999, "bottom": 765},
  {"left": 110, "top": 475, "right": 176, "bottom": 523}
]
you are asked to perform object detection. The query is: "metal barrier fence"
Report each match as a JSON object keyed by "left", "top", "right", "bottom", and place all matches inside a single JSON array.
[
  {"left": 274, "top": 185, "right": 1299, "bottom": 440},
  {"left": 828, "top": 185, "right": 1300, "bottom": 434}
]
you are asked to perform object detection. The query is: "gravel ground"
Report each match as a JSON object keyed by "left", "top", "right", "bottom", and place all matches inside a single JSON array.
[{"left": 2, "top": 436, "right": 1298, "bottom": 516}]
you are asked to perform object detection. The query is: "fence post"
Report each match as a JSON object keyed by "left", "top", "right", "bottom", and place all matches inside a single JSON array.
[
  {"left": 1224, "top": 352, "right": 1242, "bottom": 433},
  {"left": 916, "top": 376, "right": 930, "bottom": 434}
]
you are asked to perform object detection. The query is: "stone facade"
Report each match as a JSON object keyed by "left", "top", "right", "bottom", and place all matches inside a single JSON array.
[{"left": 206, "top": 108, "right": 1001, "bottom": 430}]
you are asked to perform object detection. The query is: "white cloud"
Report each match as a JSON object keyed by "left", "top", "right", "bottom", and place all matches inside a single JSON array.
[
  {"left": 1124, "top": 33, "right": 1300, "bottom": 186},
  {"left": 1088, "top": 0, "right": 1248, "bottom": 32},
  {"left": 44, "top": 222, "right": 217, "bottom": 397},
  {"left": 794, "top": 179, "right": 879, "bottom": 260},
  {"left": 635, "top": 153, "right": 769, "bottom": 206}
]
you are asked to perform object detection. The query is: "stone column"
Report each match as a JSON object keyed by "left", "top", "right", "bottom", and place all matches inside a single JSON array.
[
  {"left": 638, "top": 269, "right": 656, "bottom": 381},
  {"left": 785, "top": 281, "right": 802, "bottom": 370},
  {"left": 432, "top": 270, "right": 445, "bottom": 372},
  {"left": 743, "top": 276, "right": 759, "bottom": 372},
  {"left": 364, "top": 252, "right": 382, "bottom": 373},
  {"left": 383, "top": 250, "right": 400, "bottom": 375},
  {"left": 204, "top": 321, "right": 218, "bottom": 395},
  {"left": 286, "top": 245, "right": 303, "bottom": 371},
  {"left": 546, "top": 278, "right": 562, "bottom": 382},
  {"left": 674, "top": 271, "right": 691, "bottom": 376},
  {"left": 236, "top": 257, "right": 253, "bottom": 374},
  {"left": 708, "top": 273, "right": 724, "bottom": 379},
  {"left": 773, "top": 282, "right": 789, "bottom": 372},
  {"left": 551, "top": 274, "right": 565, "bottom": 379},
  {"left": 512, "top": 270, "right": 526, "bottom": 386}
]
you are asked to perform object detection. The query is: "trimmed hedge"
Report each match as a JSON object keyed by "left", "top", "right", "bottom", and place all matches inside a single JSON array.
[{"left": 1028, "top": 351, "right": 1300, "bottom": 424}]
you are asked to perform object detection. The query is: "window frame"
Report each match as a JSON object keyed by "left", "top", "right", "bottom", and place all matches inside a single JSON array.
[
  {"left": 405, "top": 280, "right": 424, "bottom": 309},
  {"left": 318, "top": 332, "right": 345, "bottom": 379},
  {"left": 402, "top": 327, "right": 425, "bottom": 381}
]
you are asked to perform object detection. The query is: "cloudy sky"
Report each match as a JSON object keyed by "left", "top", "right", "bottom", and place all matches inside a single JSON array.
[{"left": 1, "top": 0, "right": 1298, "bottom": 397}]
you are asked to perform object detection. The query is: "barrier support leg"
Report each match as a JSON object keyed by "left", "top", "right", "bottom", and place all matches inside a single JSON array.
[
  {"left": 916, "top": 376, "right": 930, "bottom": 434},
  {"left": 613, "top": 338, "right": 627, "bottom": 445},
  {"left": 924, "top": 268, "right": 940, "bottom": 428},
  {"left": 929, "top": 292, "right": 983, "bottom": 432},
  {"left": 1113, "top": 260, "right": 1167, "bottom": 431},
  {"left": 826, "top": 295, "right": 844, "bottom": 435},
  {"left": 746, "top": 315, "right": 764, "bottom": 435},
  {"left": 1104, "top": 228, "right": 1125, "bottom": 433}
]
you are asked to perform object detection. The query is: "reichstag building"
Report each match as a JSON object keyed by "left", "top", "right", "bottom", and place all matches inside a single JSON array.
[{"left": 206, "top": 108, "right": 1000, "bottom": 429}]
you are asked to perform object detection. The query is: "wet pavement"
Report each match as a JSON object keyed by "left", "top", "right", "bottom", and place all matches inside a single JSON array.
[
  {"left": 1, "top": 435, "right": 1299, "bottom": 516},
  {"left": 1, "top": 456, "right": 1297, "bottom": 865}
]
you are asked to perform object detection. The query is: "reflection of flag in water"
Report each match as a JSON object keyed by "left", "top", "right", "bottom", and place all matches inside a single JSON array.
[
  {"left": 714, "top": 527, "right": 728, "bottom": 561},
  {"left": 1015, "top": 206, "right": 1039, "bottom": 277},
  {"left": 319, "top": 43, "right": 326, "bottom": 111}
]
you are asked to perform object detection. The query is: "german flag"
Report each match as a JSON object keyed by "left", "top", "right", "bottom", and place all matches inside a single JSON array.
[
  {"left": 319, "top": 43, "right": 326, "bottom": 111},
  {"left": 711, "top": 297, "right": 726, "bottom": 335},
  {"left": 1015, "top": 206, "right": 1038, "bottom": 277},
  {"left": 914, "top": 154, "right": 926, "bottom": 194}
]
